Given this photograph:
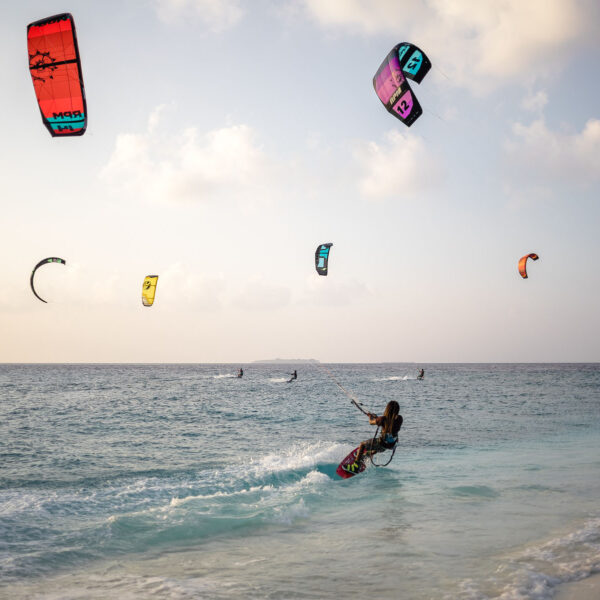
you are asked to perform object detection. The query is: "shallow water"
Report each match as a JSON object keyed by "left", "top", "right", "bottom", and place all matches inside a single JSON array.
[{"left": 1, "top": 363, "right": 599, "bottom": 599}]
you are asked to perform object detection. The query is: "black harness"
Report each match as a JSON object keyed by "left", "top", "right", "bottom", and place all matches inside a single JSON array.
[
  {"left": 351, "top": 400, "right": 398, "bottom": 468},
  {"left": 369, "top": 424, "right": 397, "bottom": 467}
]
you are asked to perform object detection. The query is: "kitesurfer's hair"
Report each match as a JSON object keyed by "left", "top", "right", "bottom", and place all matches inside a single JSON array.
[{"left": 381, "top": 400, "right": 399, "bottom": 435}]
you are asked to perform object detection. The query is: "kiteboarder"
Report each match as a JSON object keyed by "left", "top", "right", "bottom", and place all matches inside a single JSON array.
[
  {"left": 342, "top": 400, "right": 403, "bottom": 474},
  {"left": 237, "top": 368, "right": 243, "bottom": 378},
  {"left": 417, "top": 368, "right": 424, "bottom": 380},
  {"left": 288, "top": 370, "right": 297, "bottom": 383}
]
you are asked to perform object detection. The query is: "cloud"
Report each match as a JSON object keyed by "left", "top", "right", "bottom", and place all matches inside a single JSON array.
[
  {"left": 300, "top": 274, "right": 371, "bottom": 307},
  {"left": 353, "top": 131, "right": 442, "bottom": 200},
  {"left": 101, "top": 108, "right": 274, "bottom": 204},
  {"left": 155, "top": 0, "right": 243, "bottom": 30},
  {"left": 505, "top": 118, "right": 600, "bottom": 184},
  {"left": 301, "top": 0, "right": 426, "bottom": 34},
  {"left": 159, "top": 263, "right": 227, "bottom": 310},
  {"left": 2, "top": 262, "right": 128, "bottom": 310},
  {"left": 300, "top": 0, "right": 598, "bottom": 93},
  {"left": 521, "top": 90, "right": 549, "bottom": 113},
  {"left": 102, "top": 108, "right": 442, "bottom": 209},
  {"left": 233, "top": 280, "right": 291, "bottom": 311},
  {"left": 3, "top": 260, "right": 229, "bottom": 312}
]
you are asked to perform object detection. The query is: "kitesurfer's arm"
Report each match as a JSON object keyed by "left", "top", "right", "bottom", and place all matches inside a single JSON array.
[
  {"left": 367, "top": 413, "right": 383, "bottom": 426},
  {"left": 350, "top": 414, "right": 385, "bottom": 470}
]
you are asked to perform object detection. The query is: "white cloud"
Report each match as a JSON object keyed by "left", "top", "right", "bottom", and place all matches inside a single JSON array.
[
  {"left": 102, "top": 109, "right": 442, "bottom": 211},
  {"left": 8, "top": 262, "right": 229, "bottom": 312},
  {"left": 5, "top": 262, "right": 129, "bottom": 310},
  {"left": 101, "top": 109, "right": 274, "bottom": 204},
  {"left": 233, "top": 280, "right": 291, "bottom": 311},
  {"left": 155, "top": 0, "right": 243, "bottom": 30},
  {"left": 505, "top": 118, "right": 600, "bottom": 184},
  {"left": 521, "top": 90, "right": 549, "bottom": 113},
  {"left": 159, "top": 263, "right": 227, "bottom": 310},
  {"left": 300, "top": 274, "right": 371, "bottom": 307},
  {"left": 353, "top": 131, "right": 441, "bottom": 200},
  {"left": 300, "top": 0, "right": 598, "bottom": 92},
  {"left": 301, "top": 0, "right": 426, "bottom": 34},
  {"left": 147, "top": 104, "right": 168, "bottom": 133}
]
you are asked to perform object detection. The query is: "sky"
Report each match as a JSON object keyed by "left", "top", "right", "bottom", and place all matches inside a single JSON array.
[{"left": 1, "top": 0, "right": 600, "bottom": 363}]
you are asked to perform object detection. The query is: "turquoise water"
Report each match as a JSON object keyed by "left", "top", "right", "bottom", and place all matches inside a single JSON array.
[{"left": 1, "top": 363, "right": 599, "bottom": 599}]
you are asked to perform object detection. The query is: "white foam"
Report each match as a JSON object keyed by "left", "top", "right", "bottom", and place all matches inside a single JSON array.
[
  {"left": 0, "top": 488, "right": 102, "bottom": 520},
  {"left": 106, "top": 465, "right": 330, "bottom": 534},
  {"left": 271, "top": 498, "right": 310, "bottom": 525},
  {"left": 300, "top": 470, "right": 330, "bottom": 485},
  {"left": 98, "top": 440, "right": 340, "bottom": 528},
  {"left": 248, "top": 441, "right": 347, "bottom": 476},
  {"left": 18, "top": 572, "right": 220, "bottom": 600},
  {"left": 167, "top": 484, "right": 269, "bottom": 508},
  {"left": 453, "top": 519, "right": 600, "bottom": 600},
  {"left": 271, "top": 470, "right": 330, "bottom": 498}
]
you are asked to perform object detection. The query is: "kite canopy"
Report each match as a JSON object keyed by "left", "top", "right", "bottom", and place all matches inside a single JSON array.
[
  {"left": 27, "top": 13, "right": 87, "bottom": 136},
  {"left": 315, "top": 243, "right": 333, "bottom": 276},
  {"left": 30, "top": 257, "right": 66, "bottom": 303},
  {"left": 518, "top": 253, "right": 539, "bottom": 279},
  {"left": 142, "top": 276, "right": 159, "bottom": 307},
  {"left": 373, "top": 43, "right": 431, "bottom": 127}
]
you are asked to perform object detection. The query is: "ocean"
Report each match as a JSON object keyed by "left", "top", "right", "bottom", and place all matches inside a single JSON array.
[{"left": 1, "top": 363, "right": 599, "bottom": 599}]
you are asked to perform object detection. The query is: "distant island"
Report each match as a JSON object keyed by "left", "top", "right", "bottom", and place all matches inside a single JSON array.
[{"left": 252, "top": 358, "right": 320, "bottom": 364}]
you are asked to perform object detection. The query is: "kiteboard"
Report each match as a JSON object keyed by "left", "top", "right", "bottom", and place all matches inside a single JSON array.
[{"left": 336, "top": 446, "right": 367, "bottom": 479}]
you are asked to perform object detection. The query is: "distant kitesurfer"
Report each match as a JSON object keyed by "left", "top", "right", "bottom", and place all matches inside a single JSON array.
[
  {"left": 288, "top": 370, "right": 297, "bottom": 383},
  {"left": 417, "top": 368, "right": 424, "bottom": 380},
  {"left": 237, "top": 368, "right": 243, "bottom": 378},
  {"left": 343, "top": 400, "right": 403, "bottom": 474}
]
